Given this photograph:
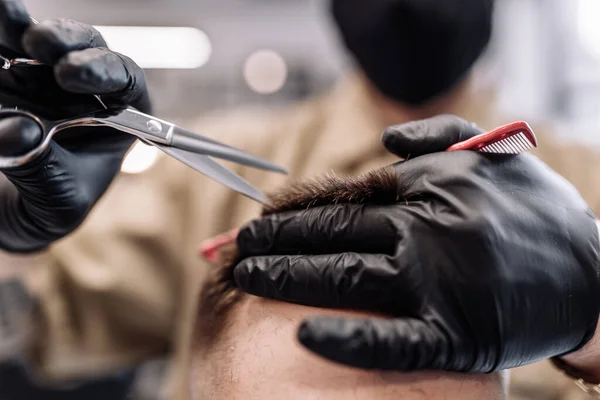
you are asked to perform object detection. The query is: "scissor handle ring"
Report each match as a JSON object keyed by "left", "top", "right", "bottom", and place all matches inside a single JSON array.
[
  {"left": 0, "top": 109, "right": 46, "bottom": 131},
  {"left": 0, "top": 109, "right": 53, "bottom": 169}
]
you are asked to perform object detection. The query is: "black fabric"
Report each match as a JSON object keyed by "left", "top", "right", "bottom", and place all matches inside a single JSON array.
[
  {"left": 0, "top": 0, "right": 150, "bottom": 252},
  {"left": 0, "top": 280, "right": 36, "bottom": 362},
  {"left": 0, "top": 361, "right": 135, "bottom": 400},
  {"left": 331, "top": 0, "right": 494, "bottom": 105},
  {"left": 234, "top": 115, "right": 600, "bottom": 373},
  {"left": 0, "top": 279, "right": 139, "bottom": 400}
]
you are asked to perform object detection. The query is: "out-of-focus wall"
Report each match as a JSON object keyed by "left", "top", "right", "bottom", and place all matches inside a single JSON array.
[
  {"left": 493, "top": 0, "right": 600, "bottom": 143},
  {"left": 22, "top": 0, "right": 347, "bottom": 121},
  {"left": 21, "top": 0, "right": 600, "bottom": 142}
]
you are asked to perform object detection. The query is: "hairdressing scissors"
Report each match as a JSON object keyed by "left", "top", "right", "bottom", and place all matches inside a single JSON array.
[{"left": 0, "top": 21, "right": 286, "bottom": 205}]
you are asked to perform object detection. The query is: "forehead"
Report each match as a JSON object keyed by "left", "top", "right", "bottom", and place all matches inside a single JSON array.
[{"left": 192, "top": 296, "right": 506, "bottom": 400}]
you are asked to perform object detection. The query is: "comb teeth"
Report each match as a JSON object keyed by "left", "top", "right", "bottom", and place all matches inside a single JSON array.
[{"left": 478, "top": 131, "right": 534, "bottom": 154}]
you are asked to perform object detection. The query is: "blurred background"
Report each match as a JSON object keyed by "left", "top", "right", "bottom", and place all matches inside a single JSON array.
[
  {"left": 23, "top": 0, "right": 600, "bottom": 144},
  {"left": 3, "top": 3, "right": 598, "bottom": 398}
]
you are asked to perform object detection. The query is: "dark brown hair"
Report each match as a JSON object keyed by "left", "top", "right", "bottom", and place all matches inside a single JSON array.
[{"left": 262, "top": 167, "right": 402, "bottom": 216}]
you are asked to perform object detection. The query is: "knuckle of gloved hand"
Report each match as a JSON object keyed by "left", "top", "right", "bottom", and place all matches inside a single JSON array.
[
  {"left": 55, "top": 48, "right": 129, "bottom": 94},
  {"left": 420, "top": 150, "right": 482, "bottom": 181},
  {"left": 109, "top": 53, "right": 152, "bottom": 112},
  {"left": 452, "top": 211, "right": 496, "bottom": 247}
]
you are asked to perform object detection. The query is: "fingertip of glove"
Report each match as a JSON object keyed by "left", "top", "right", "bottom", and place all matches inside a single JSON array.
[
  {"left": 236, "top": 221, "right": 274, "bottom": 257},
  {"left": 297, "top": 317, "right": 326, "bottom": 351},
  {"left": 381, "top": 126, "right": 400, "bottom": 153},
  {"left": 0, "top": 116, "right": 42, "bottom": 157},
  {"left": 298, "top": 316, "right": 373, "bottom": 368},
  {"left": 232, "top": 261, "right": 252, "bottom": 291},
  {"left": 381, "top": 119, "right": 429, "bottom": 158},
  {"left": 298, "top": 316, "right": 349, "bottom": 348},
  {"left": 235, "top": 224, "right": 254, "bottom": 246},
  {"left": 381, "top": 115, "right": 482, "bottom": 157}
]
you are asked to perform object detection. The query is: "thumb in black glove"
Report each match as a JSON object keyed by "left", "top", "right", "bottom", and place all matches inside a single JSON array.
[
  {"left": 0, "top": 0, "right": 150, "bottom": 252},
  {"left": 233, "top": 115, "right": 600, "bottom": 373}
]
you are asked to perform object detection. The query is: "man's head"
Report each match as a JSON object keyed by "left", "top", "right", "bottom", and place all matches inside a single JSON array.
[
  {"left": 191, "top": 167, "right": 508, "bottom": 400},
  {"left": 331, "top": 0, "right": 494, "bottom": 106}
]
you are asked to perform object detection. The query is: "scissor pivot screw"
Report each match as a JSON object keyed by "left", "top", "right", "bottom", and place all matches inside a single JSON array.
[{"left": 147, "top": 120, "right": 163, "bottom": 134}]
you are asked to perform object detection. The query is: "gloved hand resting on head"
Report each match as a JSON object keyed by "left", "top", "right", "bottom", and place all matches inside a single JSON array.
[
  {"left": 0, "top": 0, "right": 150, "bottom": 252},
  {"left": 234, "top": 115, "right": 600, "bottom": 374}
]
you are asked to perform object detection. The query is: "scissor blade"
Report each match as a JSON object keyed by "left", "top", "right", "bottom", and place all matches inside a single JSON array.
[
  {"left": 149, "top": 142, "right": 270, "bottom": 205},
  {"left": 100, "top": 108, "right": 287, "bottom": 174},
  {"left": 170, "top": 126, "right": 288, "bottom": 174}
]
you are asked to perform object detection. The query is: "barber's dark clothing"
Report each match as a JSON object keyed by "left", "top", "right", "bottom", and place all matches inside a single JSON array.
[
  {"left": 0, "top": 280, "right": 136, "bottom": 399},
  {"left": 0, "top": 362, "right": 135, "bottom": 400}
]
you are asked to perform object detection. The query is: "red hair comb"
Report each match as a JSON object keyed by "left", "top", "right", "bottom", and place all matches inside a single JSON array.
[
  {"left": 446, "top": 121, "right": 537, "bottom": 154},
  {"left": 198, "top": 229, "right": 239, "bottom": 263}
]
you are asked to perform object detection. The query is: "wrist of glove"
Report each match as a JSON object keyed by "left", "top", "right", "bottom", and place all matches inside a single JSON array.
[
  {"left": 0, "top": 1, "right": 151, "bottom": 252},
  {"left": 554, "top": 298, "right": 600, "bottom": 387},
  {"left": 233, "top": 115, "right": 600, "bottom": 373}
]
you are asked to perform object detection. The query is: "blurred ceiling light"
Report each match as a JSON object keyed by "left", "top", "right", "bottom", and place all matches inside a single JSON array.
[
  {"left": 577, "top": 0, "right": 600, "bottom": 57},
  {"left": 95, "top": 26, "right": 212, "bottom": 69},
  {"left": 121, "top": 141, "right": 160, "bottom": 174},
  {"left": 243, "top": 50, "right": 288, "bottom": 94}
]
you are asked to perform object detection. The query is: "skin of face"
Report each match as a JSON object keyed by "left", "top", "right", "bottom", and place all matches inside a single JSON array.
[{"left": 190, "top": 294, "right": 508, "bottom": 400}]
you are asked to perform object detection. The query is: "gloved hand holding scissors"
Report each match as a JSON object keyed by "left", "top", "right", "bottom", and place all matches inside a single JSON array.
[
  {"left": 0, "top": 0, "right": 285, "bottom": 253},
  {"left": 0, "top": 0, "right": 150, "bottom": 252},
  {"left": 234, "top": 115, "right": 600, "bottom": 375}
]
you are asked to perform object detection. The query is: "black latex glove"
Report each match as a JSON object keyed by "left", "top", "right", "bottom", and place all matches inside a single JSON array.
[
  {"left": 234, "top": 115, "right": 600, "bottom": 373},
  {"left": 0, "top": 0, "right": 150, "bottom": 252}
]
